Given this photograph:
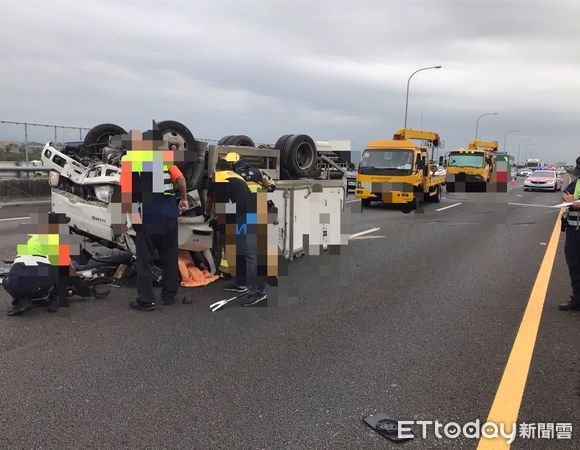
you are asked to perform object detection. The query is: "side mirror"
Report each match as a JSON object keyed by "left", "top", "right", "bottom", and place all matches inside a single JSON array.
[
  {"left": 416, "top": 158, "right": 425, "bottom": 171},
  {"left": 438, "top": 156, "right": 444, "bottom": 166}
]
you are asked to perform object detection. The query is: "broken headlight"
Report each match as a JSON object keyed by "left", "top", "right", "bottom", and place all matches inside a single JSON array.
[
  {"left": 48, "top": 170, "right": 60, "bottom": 187},
  {"left": 93, "top": 185, "right": 114, "bottom": 203}
]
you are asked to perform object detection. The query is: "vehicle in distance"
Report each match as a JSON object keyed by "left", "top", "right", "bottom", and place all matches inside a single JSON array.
[
  {"left": 525, "top": 158, "right": 541, "bottom": 170},
  {"left": 346, "top": 164, "right": 357, "bottom": 192},
  {"left": 523, "top": 170, "right": 562, "bottom": 191},
  {"left": 355, "top": 128, "right": 444, "bottom": 212},
  {"left": 518, "top": 168, "right": 533, "bottom": 177}
]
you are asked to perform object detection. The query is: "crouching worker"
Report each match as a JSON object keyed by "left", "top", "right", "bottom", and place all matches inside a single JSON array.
[
  {"left": 205, "top": 156, "right": 267, "bottom": 306},
  {"left": 4, "top": 212, "right": 81, "bottom": 316}
]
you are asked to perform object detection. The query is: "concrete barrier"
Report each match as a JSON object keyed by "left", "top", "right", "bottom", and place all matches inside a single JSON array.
[{"left": 0, "top": 178, "right": 50, "bottom": 202}]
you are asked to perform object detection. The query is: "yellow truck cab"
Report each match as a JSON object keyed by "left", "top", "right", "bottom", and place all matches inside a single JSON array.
[
  {"left": 445, "top": 139, "right": 498, "bottom": 192},
  {"left": 355, "top": 128, "right": 444, "bottom": 212}
]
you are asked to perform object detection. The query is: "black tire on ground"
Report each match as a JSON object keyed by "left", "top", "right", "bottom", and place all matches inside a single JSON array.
[
  {"left": 281, "top": 134, "right": 317, "bottom": 178},
  {"left": 226, "top": 135, "right": 255, "bottom": 147},
  {"left": 218, "top": 135, "right": 234, "bottom": 146},
  {"left": 433, "top": 186, "right": 442, "bottom": 203},
  {"left": 362, "top": 199, "right": 371, "bottom": 207},
  {"left": 156, "top": 120, "right": 204, "bottom": 191},
  {"left": 83, "top": 123, "right": 127, "bottom": 147}
]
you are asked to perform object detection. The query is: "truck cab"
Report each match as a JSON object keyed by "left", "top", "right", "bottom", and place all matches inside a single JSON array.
[
  {"left": 355, "top": 128, "right": 444, "bottom": 211},
  {"left": 445, "top": 140, "right": 497, "bottom": 192}
]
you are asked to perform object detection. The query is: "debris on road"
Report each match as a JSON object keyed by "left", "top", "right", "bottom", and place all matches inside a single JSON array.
[{"left": 363, "top": 413, "right": 414, "bottom": 443}]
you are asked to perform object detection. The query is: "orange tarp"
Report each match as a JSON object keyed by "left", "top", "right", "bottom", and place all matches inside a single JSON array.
[{"left": 178, "top": 250, "right": 219, "bottom": 288}]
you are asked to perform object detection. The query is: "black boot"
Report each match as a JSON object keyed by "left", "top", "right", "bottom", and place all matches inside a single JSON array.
[{"left": 558, "top": 297, "right": 580, "bottom": 311}]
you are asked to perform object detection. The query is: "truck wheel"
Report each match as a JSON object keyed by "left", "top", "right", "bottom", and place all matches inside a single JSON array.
[
  {"left": 275, "top": 135, "right": 294, "bottom": 179},
  {"left": 226, "top": 135, "right": 255, "bottom": 147},
  {"left": 433, "top": 186, "right": 442, "bottom": 203},
  {"left": 157, "top": 120, "right": 204, "bottom": 191},
  {"left": 218, "top": 135, "right": 234, "bottom": 145},
  {"left": 361, "top": 199, "right": 371, "bottom": 207},
  {"left": 84, "top": 123, "right": 127, "bottom": 147},
  {"left": 282, "top": 134, "right": 317, "bottom": 178}
]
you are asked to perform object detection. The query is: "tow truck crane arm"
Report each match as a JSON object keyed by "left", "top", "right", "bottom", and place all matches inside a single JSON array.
[
  {"left": 468, "top": 140, "right": 498, "bottom": 151},
  {"left": 393, "top": 128, "right": 440, "bottom": 147}
]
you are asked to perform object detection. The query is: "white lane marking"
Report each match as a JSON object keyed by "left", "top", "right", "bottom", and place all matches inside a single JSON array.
[
  {"left": 0, "top": 216, "right": 30, "bottom": 222},
  {"left": 345, "top": 199, "right": 360, "bottom": 204},
  {"left": 435, "top": 202, "right": 462, "bottom": 212},
  {"left": 349, "top": 227, "right": 381, "bottom": 240},
  {"left": 349, "top": 235, "right": 386, "bottom": 241},
  {"left": 508, "top": 202, "right": 557, "bottom": 208}
]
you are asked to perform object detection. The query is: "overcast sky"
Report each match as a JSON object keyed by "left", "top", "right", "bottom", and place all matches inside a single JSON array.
[{"left": 1, "top": 0, "right": 579, "bottom": 164}]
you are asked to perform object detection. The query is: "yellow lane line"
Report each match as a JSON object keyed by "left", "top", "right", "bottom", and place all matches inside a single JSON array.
[{"left": 477, "top": 211, "right": 563, "bottom": 449}]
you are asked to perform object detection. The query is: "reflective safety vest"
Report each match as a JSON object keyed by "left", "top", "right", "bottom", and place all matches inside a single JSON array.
[
  {"left": 121, "top": 151, "right": 177, "bottom": 197},
  {"left": 247, "top": 181, "right": 261, "bottom": 193},
  {"left": 213, "top": 170, "right": 246, "bottom": 183},
  {"left": 566, "top": 180, "right": 580, "bottom": 228}
]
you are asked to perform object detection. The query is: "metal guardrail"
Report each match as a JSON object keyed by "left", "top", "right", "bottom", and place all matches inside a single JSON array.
[{"left": 0, "top": 167, "right": 50, "bottom": 178}]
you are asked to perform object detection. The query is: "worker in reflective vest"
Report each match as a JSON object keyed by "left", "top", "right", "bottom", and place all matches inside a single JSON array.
[
  {"left": 5, "top": 212, "right": 78, "bottom": 315},
  {"left": 120, "top": 128, "right": 188, "bottom": 311},
  {"left": 559, "top": 156, "right": 580, "bottom": 311},
  {"left": 205, "top": 156, "right": 267, "bottom": 306}
]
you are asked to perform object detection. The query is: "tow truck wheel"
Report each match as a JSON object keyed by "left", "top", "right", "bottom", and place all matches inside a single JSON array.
[
  {"left": 433, "top": 186, "right": 442, "bottom": 203},
  {"left": 361, "top": 199, "right": 371, "bottom": 207}
]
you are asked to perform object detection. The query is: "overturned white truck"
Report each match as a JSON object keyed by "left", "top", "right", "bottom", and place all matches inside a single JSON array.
[{"left": 41, "top": 121, "right": 346, "bottom": 272}]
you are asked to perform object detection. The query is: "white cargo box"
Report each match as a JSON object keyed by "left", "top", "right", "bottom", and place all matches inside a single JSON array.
[{"left": 268, "top": 179, "right": 345, "bottom": 260}]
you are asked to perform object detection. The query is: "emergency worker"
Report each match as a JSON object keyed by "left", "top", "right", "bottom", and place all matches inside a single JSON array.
[
  {"left": 559, "top": 156, "right": 580, "bottom": 311},
  {"left": 4, "top": 212, "right": 78, "bottom": 315},
  {"left": 119, "top": 127, "right": 189, "bottom": 311},
  {"left": 205, "top": 157, "right": 267, "bottom": 306}
]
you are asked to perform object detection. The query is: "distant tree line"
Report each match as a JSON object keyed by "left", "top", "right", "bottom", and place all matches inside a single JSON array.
[{"left": 0, "top": 143, "right": 43, "bottom": 161}]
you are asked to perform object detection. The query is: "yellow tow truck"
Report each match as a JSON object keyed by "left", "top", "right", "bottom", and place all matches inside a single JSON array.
[
  {"left": 355, "top": 128, "right": 445, "bottom": 212},
  {"left": 445, "top": 139, "right": 498, "bottom": 192}
]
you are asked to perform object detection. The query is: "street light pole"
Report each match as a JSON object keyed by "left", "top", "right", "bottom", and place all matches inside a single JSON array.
[
  {"left": 403, "top": 65, "right": 442, "bottom": 129},
  {"left": 503, "top": 129, "right": 519, "bottom": 155},
  {"left": 474, "top": 112, "right": 499, "bottom": 142},
  {"left": 517, "top": 138, "right": 532, "bottom": 166},
  {"left": 524, "top": 142, "right": 536, "bottom": 163}
]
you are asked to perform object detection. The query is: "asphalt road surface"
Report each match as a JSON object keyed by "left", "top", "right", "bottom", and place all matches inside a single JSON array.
[{"left": 0, "top": 180, "right": 578, "bottom": 449}]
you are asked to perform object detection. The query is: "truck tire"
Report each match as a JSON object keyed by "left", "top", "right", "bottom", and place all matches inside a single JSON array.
[
  {"left": 275, "top": 135, "right": 294, "bottom": 179},
  {"left": 227, "top": 135, "right": 255, "bottom": 147},
  {"left": 361, "top": 199, "right": 371, "bottom": 207},
  {"left": 281, "top": 134, "right": 317, "bottom": 179},
  {"left": 432, "top": 186, "right": 442, "bottom": 203},
  {"left": 84, "top": 123, "right": 127, "bottom": 147},
  {"left": 218, "top": 135, "right": 234, "bottom": 145},
  {"left": 157, "top": 120, "right": 204, "bottom": 191}
]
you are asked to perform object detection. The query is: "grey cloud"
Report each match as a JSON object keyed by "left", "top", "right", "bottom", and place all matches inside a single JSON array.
[{"left": 0, "top": 0, "right": 579, "bottom": 163}]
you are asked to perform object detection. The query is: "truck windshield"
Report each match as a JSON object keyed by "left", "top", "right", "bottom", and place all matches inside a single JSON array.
[
  {"left": 448, "top": 153, "right": 484, "bottom": 168},
  {"left": 359, "top": 149, "right": 414, "bottom": 175}
]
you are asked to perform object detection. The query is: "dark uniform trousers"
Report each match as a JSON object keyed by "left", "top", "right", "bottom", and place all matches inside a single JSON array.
[
  {"left": 135, "top": 219, "right": 179, "bottom": 303},
  {"left": 564, "top": 227, "right": 580, "bottom": 306}
]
